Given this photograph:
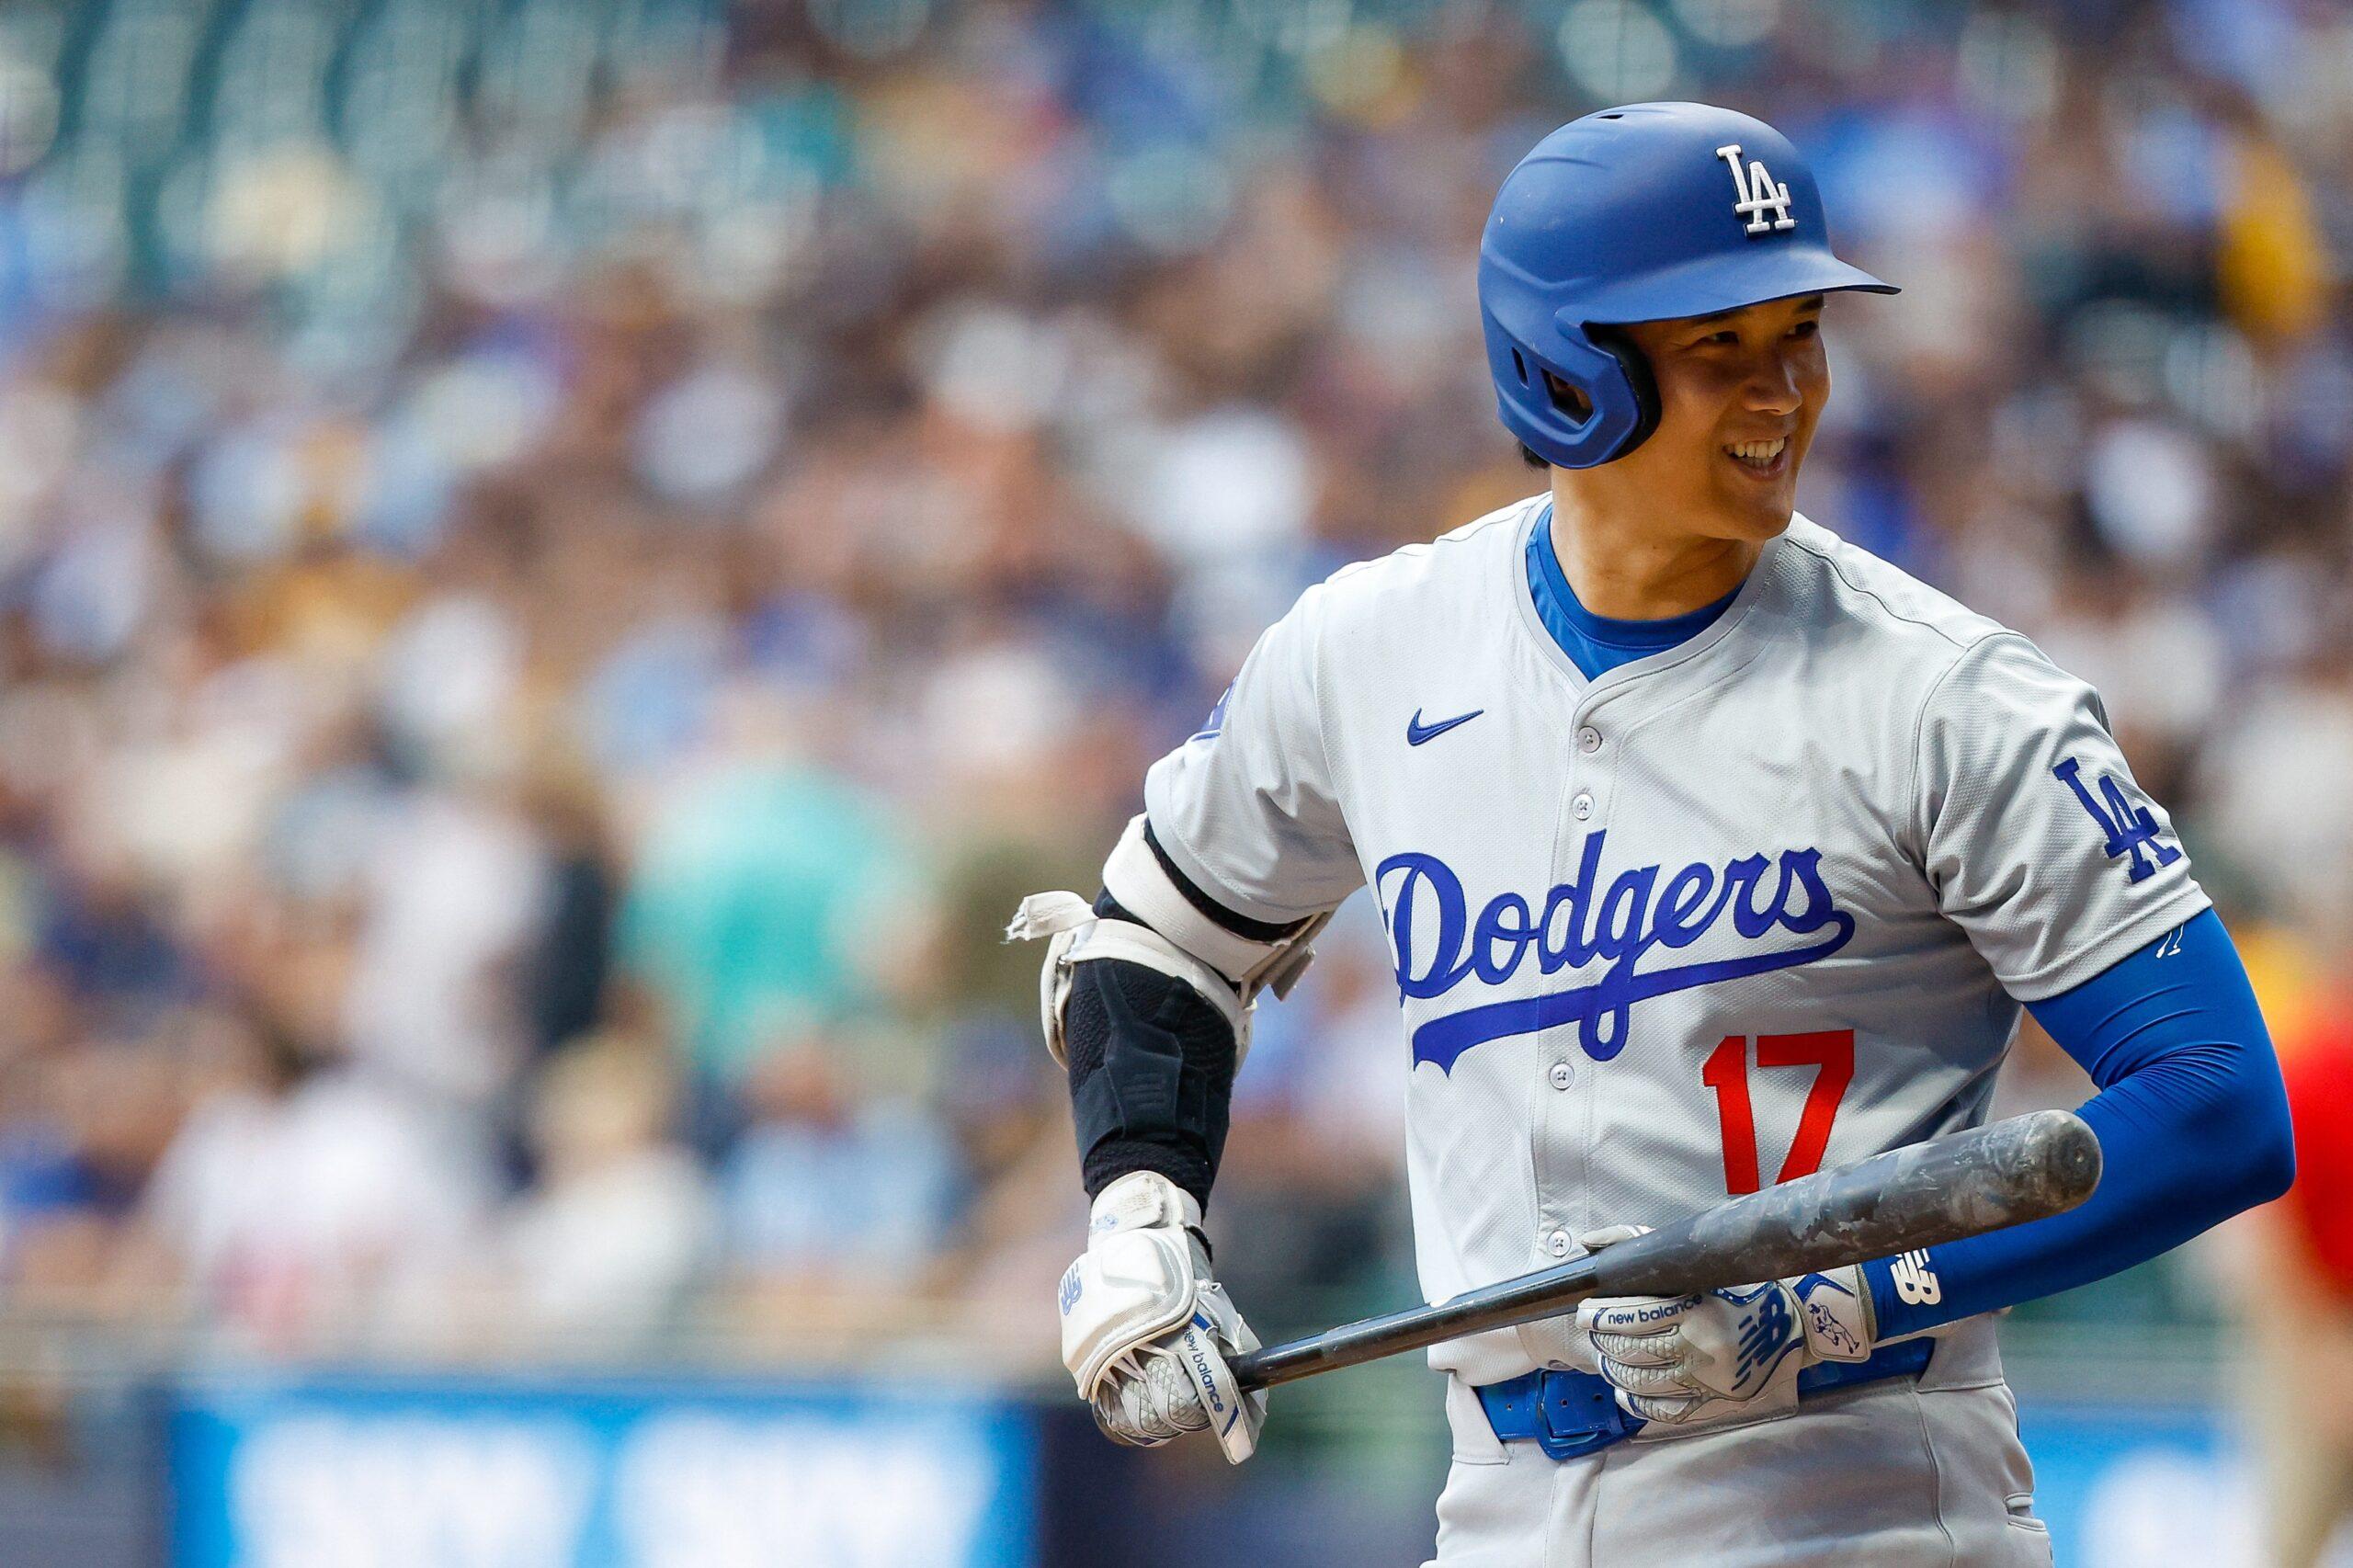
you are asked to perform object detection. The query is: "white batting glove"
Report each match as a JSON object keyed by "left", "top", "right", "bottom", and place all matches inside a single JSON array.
[
  {"left": 1057, "top": 1172, "right": 1267, "bottom": 1464},
  {"left": 1576, "top": 1227, "right": 1874, "bottom": 1426}
]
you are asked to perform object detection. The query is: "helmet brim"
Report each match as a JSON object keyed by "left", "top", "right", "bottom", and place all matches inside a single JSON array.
[{"left": 1574, "top": 245, "right": 1896, "bottom": 327}]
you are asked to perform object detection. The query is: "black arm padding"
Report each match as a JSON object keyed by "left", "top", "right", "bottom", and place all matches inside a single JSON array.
[{"left": 1063, "top": 923, "right": 1239, "bottom": 1214}]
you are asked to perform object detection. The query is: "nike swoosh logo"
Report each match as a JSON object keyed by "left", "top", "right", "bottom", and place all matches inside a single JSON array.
[{"left": 1407, "top": 708, "right": 1483, "bottom": 745}]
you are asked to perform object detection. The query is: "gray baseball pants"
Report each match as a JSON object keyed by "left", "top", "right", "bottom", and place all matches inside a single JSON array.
[{"left": 1426, "top": 1320, "right": 2052, "bottom": 1566}]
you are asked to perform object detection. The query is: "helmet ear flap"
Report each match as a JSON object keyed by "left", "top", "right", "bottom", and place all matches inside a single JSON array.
[
  {"left": 1487, "top": 316, "right": 1654, "bottom": 468},
  {"left": 1587, "top": 326, "right": 1660, "bottom": 460}
]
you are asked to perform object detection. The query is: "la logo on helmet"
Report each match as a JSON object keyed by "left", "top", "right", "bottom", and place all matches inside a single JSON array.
[{"left": 1715, "top": 143, "right": 1795, "bottom": 235}]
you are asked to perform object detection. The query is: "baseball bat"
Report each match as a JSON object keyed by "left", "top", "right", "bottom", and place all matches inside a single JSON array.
[{"left": 1230, "top": 1108, "right": 2100, "bottom": 1393}]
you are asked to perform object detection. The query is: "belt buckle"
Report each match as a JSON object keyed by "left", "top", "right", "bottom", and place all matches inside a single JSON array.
[{"left": 1531, "top": 1369, "right": 1634, "bottom": 1460}]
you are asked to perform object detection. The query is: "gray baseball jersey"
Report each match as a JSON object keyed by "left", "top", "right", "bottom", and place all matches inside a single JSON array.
[{"left": 1144, "top": 494, "right": 2208, "bottom": 1391}]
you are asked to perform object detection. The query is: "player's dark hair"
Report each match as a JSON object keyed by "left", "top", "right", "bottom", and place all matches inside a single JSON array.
[{"left": 1519, "top": 441, "right": 1550, "bottom": 470}]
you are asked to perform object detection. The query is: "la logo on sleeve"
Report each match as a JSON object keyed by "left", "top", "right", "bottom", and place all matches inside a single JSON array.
[{"left": 2052, "top": 757, "right": 2181, "bottom": 883}]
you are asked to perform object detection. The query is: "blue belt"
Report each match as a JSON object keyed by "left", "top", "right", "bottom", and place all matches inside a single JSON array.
[{"left": 1476, "top": 1337, "right": 1937, "bottom": 1460}]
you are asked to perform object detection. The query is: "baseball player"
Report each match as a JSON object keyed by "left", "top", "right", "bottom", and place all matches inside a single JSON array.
[{"left": 1012, "top": 102, "right": 2294, "bottom": 1565}]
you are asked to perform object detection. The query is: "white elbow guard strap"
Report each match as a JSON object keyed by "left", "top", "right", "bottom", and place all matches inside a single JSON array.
[
  {"left": 1006, "top": 891, "right": 1253, "bottom": 1066},
  {"left": 1005, "top": 815, "right": 1332, "bottom": 1067}
]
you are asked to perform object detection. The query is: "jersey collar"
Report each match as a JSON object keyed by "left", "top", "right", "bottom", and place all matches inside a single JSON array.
[
  {"left": 1507, "top": 496, "right": 1787, "bottom": 699},
  {"left": 1522, "top": 503, "right": 1744, "bottom": 677}
]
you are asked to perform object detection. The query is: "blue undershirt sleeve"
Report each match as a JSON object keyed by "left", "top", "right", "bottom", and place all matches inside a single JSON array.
[{"left": 1859, "top": 906, "right": 2295, "bottom": 1339}]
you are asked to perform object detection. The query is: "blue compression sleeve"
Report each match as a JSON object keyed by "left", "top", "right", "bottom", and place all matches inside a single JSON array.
[{"left": 1861, "top": 907, "right": 2294, "bottom": 1338}]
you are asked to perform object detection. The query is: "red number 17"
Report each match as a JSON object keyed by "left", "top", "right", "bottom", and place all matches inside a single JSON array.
[{"left": 1701, "top": 1029, "right": 1855, "bottom": 1195}]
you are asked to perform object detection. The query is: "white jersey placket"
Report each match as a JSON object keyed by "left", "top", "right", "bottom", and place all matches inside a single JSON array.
[
  {"left": 1532, "top": 690, "right": 1619, "bottom": 1269},
  {"left": 1509, "top": 506, "right": 1774, "bottom": 1278}
]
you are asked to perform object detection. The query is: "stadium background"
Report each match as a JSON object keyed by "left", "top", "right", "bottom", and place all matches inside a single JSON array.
[{"left": 0, "top": 0, "right": 2343, "bottom": 1562}]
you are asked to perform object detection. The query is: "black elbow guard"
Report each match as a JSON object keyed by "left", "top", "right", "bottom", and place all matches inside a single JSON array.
[{"left": 1062, "top": 953, "right": 1239, "bottom": 1211}]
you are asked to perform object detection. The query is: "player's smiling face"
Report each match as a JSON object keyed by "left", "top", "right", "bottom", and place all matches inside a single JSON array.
[{"left": 1617, "top": 292, "right": 1829, "bottom": 540}]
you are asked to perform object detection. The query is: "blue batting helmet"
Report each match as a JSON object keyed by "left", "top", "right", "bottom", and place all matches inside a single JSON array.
[{"left": 1478, "top": 102, "right": 1895, "bottom": 470}]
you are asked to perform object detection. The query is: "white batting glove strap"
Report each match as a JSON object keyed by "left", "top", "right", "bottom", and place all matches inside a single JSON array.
[
  {"left": 1177, "top": 1280, "right": 1269, "bottom": 1463},
  {"left": 1093, "top": 1165, "right": 1200, "bottom": 1236},
  {"left": 1578, "top": 1263, "right": 1875, "bottom": 1427},
  {"left": 1790, "top": 1265, "right": 1875, "bottom": 1364}
]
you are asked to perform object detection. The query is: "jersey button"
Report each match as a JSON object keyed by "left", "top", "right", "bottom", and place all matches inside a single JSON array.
[
  {"left": 1578, "top": 726, "right": 1601, "bottom": 754},
  {"left": 1545, "top": 1229, "right": 1572, "bottom": 1258},
  {"left": 1571, "top": 790, "right": 1594, "bottom": 821},
  {"left": 1548, "top": 1062, "right": 1574, "bottom": 1091}
]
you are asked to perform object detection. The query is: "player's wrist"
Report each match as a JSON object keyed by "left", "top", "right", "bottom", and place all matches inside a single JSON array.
[
  {"left": 1856, "top": 1249, "right": 1948, "bottom": 1342},
  {"left": 1082, "top": 1141, "right": 1215, "bottom": 1217},
  {"left": 1089, "top": 1169, "right": 1200, "bottom": 1236},
  {"left": 1791, "top": 1265, "right": 1875, "bottom": 1364}
]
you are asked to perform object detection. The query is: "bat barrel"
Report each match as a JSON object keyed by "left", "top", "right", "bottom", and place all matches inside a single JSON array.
[
  {"left": 1597, "top": 1106, "right": 2098, "bottom": 1301},
  {"left": 1231, "top": 1109, "right": 2099, "bottom": 1393}
]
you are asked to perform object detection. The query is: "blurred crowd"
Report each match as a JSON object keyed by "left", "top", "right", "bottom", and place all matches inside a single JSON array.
[{"left": 0, "top": 0, "right": 2343, "bottom": 1376}]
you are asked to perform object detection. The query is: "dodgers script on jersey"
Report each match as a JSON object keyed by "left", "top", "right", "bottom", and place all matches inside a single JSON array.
[{"left": 1143, "top": 495, "right": 2209, "bottom": 1390}]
